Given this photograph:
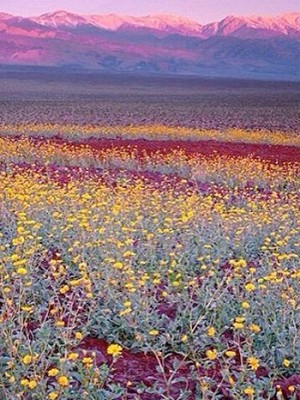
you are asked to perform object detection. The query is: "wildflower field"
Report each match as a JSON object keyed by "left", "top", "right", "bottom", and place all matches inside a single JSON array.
[{"left": 0, "top": 127, "right": 299, "bottom": 400}]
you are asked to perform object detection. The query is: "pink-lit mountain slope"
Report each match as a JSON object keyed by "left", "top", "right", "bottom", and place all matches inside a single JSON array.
[
  {"left": 32, "top": 11, "right": 204, "bottom": 36},
  {"left": 1, "top": 11, "right": 300, "bottom": 79},
  {"left": 201, "top": 13, "right": 300, "bottom": 38},
  {"left": 31, "top": 11, "right": 300, "bottom": 38}
]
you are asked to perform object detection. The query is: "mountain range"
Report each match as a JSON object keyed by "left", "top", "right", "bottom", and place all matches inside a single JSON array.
[{"left": 1, "top": 10, "right": 300, "bottom": 79}]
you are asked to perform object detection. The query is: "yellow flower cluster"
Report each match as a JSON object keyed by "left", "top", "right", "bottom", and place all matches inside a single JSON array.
[
  {"left": 0, "top": 134, "right": 299, "bottom": 398},
  {"left": 0, "top": 123, "right": 299, "bottom": 146}
]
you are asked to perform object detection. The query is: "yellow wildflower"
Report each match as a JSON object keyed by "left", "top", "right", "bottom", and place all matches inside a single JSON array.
[
  {"left": 28, "top": 380, "right": 37, "bottom": 389},
  {"left": 181, "top": 334, "right": 188, "bottom": 343},
  {"left": 75, "top": 332, "right": 83, "bottom": 340},
  {"left": 283, "top": 359, "right": 291, "bottom": 367},
  {"left": 149, "top": 329, "right": 159, "bottom": 336},
  {"left": 247, "top": 356, "right": 260, "bottom": 371},
  {"left": 241, "top": 301, "right": 250, "bottom": 309},
  {"left": 48, "top": 392, "right": 59, "bottom": 400},
  {"left": 57, "top": 375, "right": 69, "bottom": 387},
  {"left": 107, "top": 344, "right": 123, "bottom": 357},
  {"left": 82, "top": 357, "right": 93, "bottom": 365},
  {"left": 48, "top": 368, "right": 59, "bottom": 377},
  {"left": 206, "top": 349, "right": 217, "bottom": 360},
  {"left": 22, "top": 354, "right": 33, "bottom": 365},
  {"left": 206, "top": 326, "right": 216, "bottom": 337},
  {"left": 68, "top": 352, "right": 79, "bottom": 361},
  {"left": 245, "top": 283, "right": 255, "bottom": 292},
  {"left": 249, "top": 324, "right": 261, "bottom": 333},
  {"left": 17, "top": 267, "right": 27, "bottom": 275},
  {"left": 225, "top": 351, "right": 237, "bottom": 358},
  {"left": 244, "top": 386, "right": 255, "bottom": 396}
]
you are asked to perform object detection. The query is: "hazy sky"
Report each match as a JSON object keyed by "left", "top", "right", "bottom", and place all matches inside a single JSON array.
[{"left": 1, "top": 0, "right": 300, "bottom": 23}]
